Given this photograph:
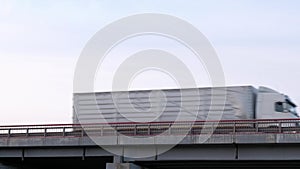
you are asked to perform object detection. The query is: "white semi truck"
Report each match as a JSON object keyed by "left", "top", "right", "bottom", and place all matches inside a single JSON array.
[{"left": 73, "top": 86, "right": 298, "bottom": 124}]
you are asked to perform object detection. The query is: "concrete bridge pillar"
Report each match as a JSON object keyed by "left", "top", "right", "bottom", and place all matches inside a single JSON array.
[
  {"left": 106, "top": 156, "right": 142, "bottom": 169},
  {"left": 106, "top": 163, "right": 142, "bottom": 169}
]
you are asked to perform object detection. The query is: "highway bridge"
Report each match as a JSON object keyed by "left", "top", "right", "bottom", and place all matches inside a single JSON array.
[{"left": 0, "top": 119, "right": 300, "bottom": 168}]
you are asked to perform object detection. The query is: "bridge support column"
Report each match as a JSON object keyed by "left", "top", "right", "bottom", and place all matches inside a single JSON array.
[
  {"left": 106, "top": 163, "right": 142, "bottom": 169},
  {"left": 106, "top": 156, "right": 142, "bottom": 169}
]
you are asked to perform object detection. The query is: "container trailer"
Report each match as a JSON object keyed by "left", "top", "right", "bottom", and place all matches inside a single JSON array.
[{"left": 73, "top": 86, "right": 298, "bottom": 124}]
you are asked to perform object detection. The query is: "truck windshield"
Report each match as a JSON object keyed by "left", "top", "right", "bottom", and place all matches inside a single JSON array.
[{"left": 286, "top": 100, "right": 298, "bottom": 116}]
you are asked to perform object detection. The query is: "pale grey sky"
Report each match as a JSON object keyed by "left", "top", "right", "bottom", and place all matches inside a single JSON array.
[{"left": 0, "top": 0, "right": 299, "bottom": 124}]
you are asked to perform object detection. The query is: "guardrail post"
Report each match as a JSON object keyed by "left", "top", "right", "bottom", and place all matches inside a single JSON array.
[
  {"left": 278, "top": 122, "right": 282, "bottom": 133},
  {"left": 81, "top": 128, "right": 85, "bottom": 137},
  {"left": 44, "top": 128, "right": 47, "bottom": 137},
  {"left": 134, "top": 125, "right": 137, "bottom": 136},
  {"left": 255, "top": 122, "right": 259, "bottom": 133},
  {"left": 147, "top": 124, "right": 150, "bottom": 135},
  {"left": 233, "top": 122, "right": 236, "bottom": 144},
  {"left": 7, "top": 129, "right": 11, "bottom": 138},
  {"left": 115, "top": 126, "right": 118, "bottom": 136},
  {"left": 26, "top": 128, "right": 29, "bottom": 137},
  {"left": 62, "top": 127, "right": 66, "bottom": 137},
  {"left": 233, "top": 122, "right": 236, "bottom": 134}
]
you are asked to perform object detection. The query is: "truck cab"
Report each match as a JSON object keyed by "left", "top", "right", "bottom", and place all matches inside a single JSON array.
[{"left": 256, "top": 87, "right": 298, "bottom": 119}]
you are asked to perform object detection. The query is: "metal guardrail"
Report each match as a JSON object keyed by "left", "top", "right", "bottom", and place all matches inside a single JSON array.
[{"left": 0, "top": 119, "right": 299, "bottom": 138}]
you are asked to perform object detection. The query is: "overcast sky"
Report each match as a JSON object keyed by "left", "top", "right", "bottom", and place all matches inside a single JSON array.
[{"left": 0, "top": 0, "right": 299, "bottom": 125}]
